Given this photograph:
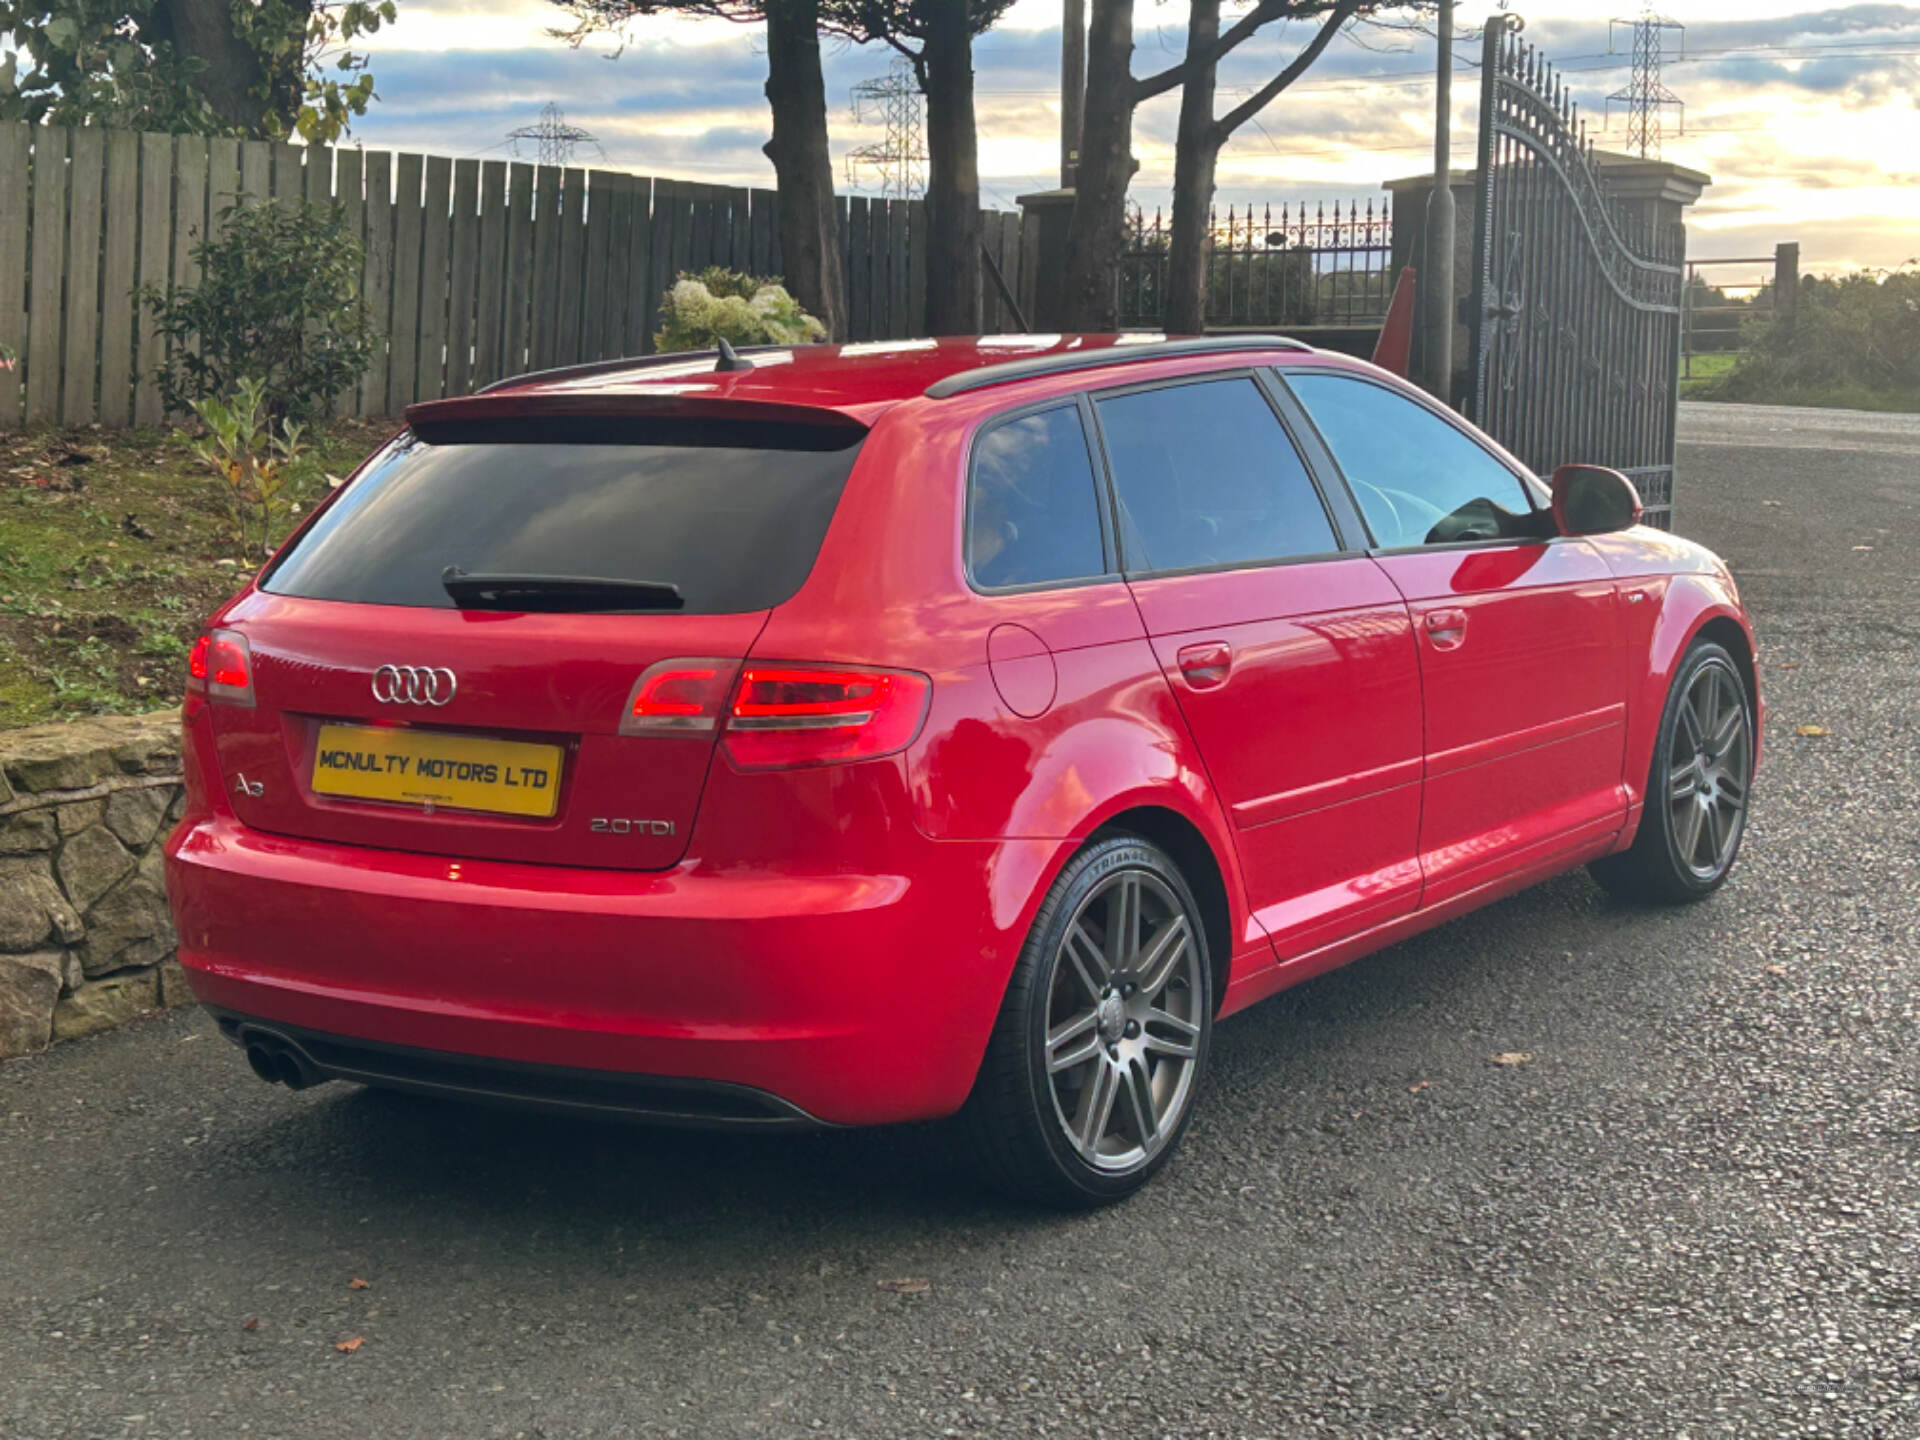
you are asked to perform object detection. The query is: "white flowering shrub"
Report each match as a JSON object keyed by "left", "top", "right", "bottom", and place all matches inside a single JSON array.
[{"left": 655, "top": 267, "right": 827, "bottom": 353}]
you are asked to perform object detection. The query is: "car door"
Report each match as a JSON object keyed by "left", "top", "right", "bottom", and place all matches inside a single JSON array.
[
  {"left": 1092, "top": 371, "right": 1425, "bottom": 959},
  {"left": 1281, "top": 369, "right": 1627, "bottom": 909}
]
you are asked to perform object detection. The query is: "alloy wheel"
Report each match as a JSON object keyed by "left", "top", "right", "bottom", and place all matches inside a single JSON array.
[
  {"left": 1043, "top": 869, "right": 1203, "bottom": 1171},
  {"left": 1668, "top": 658, "right": 1752, "bottom": 881}
]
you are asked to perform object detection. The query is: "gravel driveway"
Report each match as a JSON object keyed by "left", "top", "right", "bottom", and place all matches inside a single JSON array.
[{"left": 4, "top": 401, "right": 1916, "bottom": 1440}]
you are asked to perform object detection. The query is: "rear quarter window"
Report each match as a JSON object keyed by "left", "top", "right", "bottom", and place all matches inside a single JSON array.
[
  {"left": 968, "top": 404, "right": 1110, "bottom": 589},
  {"left": 264, "top": 421, "right": 864, "bottom": 615}
]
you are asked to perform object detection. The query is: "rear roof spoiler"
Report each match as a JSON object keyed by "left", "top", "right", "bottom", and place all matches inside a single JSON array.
[{"left": 404, "top": 390, "right": 869, "bottom": 438}]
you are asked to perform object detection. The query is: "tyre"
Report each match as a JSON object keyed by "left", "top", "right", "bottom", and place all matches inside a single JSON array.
[
  {"left": 1591, "top": 638, "right": 1754, "bottom": 905},
  {"left": 961, "top": 835, "right": 1213, "bottom": 1207}
]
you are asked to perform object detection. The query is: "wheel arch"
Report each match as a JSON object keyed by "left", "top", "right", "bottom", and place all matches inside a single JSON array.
[
  {"left": 1694, "top": 614, "right": 1757, "bottom": 710},
  {"left": 1625, "top": 577, "right": 1761, "bottom": 811},
  {"left": 1089, "top": 805, "right": 1235, "bottom": 1016}
]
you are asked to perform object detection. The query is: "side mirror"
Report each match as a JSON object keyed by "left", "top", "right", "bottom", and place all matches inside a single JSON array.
[{"left": 1550, "top": 464, "right": 1643, "bottom": 536}]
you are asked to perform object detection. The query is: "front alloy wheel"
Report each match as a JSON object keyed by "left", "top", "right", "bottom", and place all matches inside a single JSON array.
[
  {"left": 1666, "top": 655, "right": 1753, "bottom": 882},
  {"left": 962, "top": 836, "right": 1213, "bottom": 1207},
  {"left": 1592, "top": 638, "right": 1754, "bottom": 904}
]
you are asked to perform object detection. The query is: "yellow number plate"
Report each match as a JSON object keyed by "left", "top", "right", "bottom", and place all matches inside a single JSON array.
[{"left": 311, "top": 724, "right": 563, "bottom": 818}]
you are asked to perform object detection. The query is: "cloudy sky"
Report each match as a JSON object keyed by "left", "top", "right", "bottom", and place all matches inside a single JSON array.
[{"left": 346, "top": 1, "right": 1920, "bottom": 279}]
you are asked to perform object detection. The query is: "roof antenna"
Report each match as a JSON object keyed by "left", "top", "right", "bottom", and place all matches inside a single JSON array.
[{"left": 714, "top": 338, "right": 755, "bottom": 372}]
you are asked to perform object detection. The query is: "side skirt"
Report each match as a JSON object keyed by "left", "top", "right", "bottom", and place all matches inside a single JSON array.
[{"left": 1217, "top": 829, "right": 1622, "bottom": 1018}]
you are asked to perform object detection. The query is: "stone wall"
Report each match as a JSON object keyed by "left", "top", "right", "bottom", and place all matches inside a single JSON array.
[{"left": 0, "top": 711, "right": 190, "bottom": 1059}]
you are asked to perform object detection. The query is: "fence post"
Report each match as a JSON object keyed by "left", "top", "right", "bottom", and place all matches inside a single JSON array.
[
  {"left": 25, "top": 126, "right": 69, "bottom": 426},
  {"left": 0, "top": 123, "right": 31, "bottom": 427},
  {"left": 1773, "top": 242, "right": 1800, "bottom": 327}
]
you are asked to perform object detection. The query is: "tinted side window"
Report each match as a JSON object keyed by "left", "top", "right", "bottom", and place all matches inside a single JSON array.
[
  {"left": 1287, "top": 373, "right": 1536, "bottom": 548},
  {"left": 968, "top": 405, "right": 1108, "bottom": 588},
  {"left": 1095, "top": 377, "right": 1337, "bottom": 573}
]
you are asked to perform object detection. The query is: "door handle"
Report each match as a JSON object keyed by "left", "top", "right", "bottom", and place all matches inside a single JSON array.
[
  {"left": 1176, "top": 641, "right": 1233, "bottom": 689},
  {"left": 1424, "top": 608, "right": 1469, "bottom": 650}
]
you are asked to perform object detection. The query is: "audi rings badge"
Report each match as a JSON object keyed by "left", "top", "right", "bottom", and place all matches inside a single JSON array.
[{"left": 370, "top": 665, "right": 458, "bottom": 706}]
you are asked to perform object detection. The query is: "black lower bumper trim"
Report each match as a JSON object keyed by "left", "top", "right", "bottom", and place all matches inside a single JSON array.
[{"left": 207, "top": 1009, "right": 827, "bottom": 1131}]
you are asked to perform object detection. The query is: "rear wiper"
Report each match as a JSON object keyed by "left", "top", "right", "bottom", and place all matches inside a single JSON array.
[{"left": 440, "top": 567, "right": 686, "bottom": 612}]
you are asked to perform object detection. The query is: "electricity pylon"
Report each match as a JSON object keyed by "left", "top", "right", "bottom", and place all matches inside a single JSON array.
[
  {"left": 506, "top": 103, "right": 603, "bottom": 167},
  {"left": 845, "top": 58, "right": 926, "bottom": 199},
  {"left": 1608, "top": 8, "right": 1684, "bottom": 158}
]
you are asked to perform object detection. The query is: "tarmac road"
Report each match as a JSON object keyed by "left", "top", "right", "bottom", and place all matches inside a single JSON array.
[{"left": 4, "top": 401, "right": 1917, "bottom": 1439}]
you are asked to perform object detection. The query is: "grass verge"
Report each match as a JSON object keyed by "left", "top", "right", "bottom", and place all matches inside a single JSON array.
[
  {"left": 0, "top": 420, "right": 392, "bottom": 729},
  {"left": 1681, "top": 351, "right": 1920, "bottom": 412},
  {"left": 1678, "top": 351, "right": 1740, "bottom": 397}
]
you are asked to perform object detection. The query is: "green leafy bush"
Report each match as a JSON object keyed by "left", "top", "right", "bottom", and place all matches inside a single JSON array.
[
  {"left": 655, "top": 269, "right": 826, "bottom": 353},
  {"left": 188, "top": 377, "right": 310, "bottom": 558},
  {"left": 1708, "top": 269, "right": 1920, "bottom": 411},
  {"left": 0, "top": 0, "right": 397, "bottom": 142},
  {"left": 680, "top": 265, "right": 770, "bottom": 301},
  {"left": 143, "top": 198, "right": 372, "bottom": 424}
]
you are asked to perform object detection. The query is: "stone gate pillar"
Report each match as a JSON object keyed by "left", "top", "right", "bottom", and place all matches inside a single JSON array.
[{"left": 1591, "top": 154, "right": 1712, "bottom": 254}]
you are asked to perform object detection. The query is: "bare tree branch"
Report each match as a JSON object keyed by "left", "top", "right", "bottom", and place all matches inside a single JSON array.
[
  {"left": 1215, "top": 0, "right": 1360, "bottom": 138},
  {"left": 1132, "top": 0, "right": 1292, "bottom": 104}
]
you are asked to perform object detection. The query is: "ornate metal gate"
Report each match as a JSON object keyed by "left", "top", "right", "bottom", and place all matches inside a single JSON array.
[{"left": 1468, "top": 18, "right": 1685, "bottom": 529}]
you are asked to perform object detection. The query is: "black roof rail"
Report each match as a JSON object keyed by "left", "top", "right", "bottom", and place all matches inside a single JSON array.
[
  {"left": 922, "top": 335, "right": 1315, "bottom": 400},
  {"left": 474, "top": 344, "right": 796, "bottom": 395}
]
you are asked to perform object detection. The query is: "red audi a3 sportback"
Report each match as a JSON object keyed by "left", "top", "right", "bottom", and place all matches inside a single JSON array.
[{"left": 165, "top": 335, "right": 1759, "bottom": 1206}]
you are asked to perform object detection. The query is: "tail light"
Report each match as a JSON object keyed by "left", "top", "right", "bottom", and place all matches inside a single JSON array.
[
  {"left": 617, "top": 659, "right": 930, "bottom": 770},
  {"left": 619, "top": 659, "right": 741, "bottom": 735},
  {"left": 186, "top": 628, "right": 255, "bottom": 707},
  {"left": 721, "top": 665, "right": 930, "bottom": 771}
]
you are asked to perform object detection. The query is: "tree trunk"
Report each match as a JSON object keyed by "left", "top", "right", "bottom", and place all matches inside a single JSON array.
[
  {"left": 1060, "top": 0, "right": 1135, "bottom": 332},
  {"left": 763, "top": 0, "right": 847, "bottom": 340},
  {"left": 1165, "top": 0, "right": 1221, "bottom": 336},
  {"left": 923, "top": 2, "right": 983, "bottom": 336},
  {"left": 147, "top": 0, "right": 313, "bottom": 135}
]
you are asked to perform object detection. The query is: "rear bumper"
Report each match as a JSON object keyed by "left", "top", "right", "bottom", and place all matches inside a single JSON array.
[
  {"left": 166, "top": 815, "right": 1055, "bottom": 1126},
  {"left": 208, "top": 1009, "right": 825, "bottom": 1128}
]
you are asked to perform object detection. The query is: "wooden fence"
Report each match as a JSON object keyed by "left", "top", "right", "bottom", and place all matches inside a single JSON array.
[{"left": 0, "top": 121, "right": 1037, "bottom": 431}]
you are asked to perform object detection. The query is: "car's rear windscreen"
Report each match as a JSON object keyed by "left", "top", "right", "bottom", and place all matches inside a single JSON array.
[{"left": 262, "top": 418, "right": 866, "bottom": 614}]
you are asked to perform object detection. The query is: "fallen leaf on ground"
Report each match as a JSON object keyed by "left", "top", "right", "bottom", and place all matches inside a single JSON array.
[
  {"left": 1764, "top": 965, "right": 1787, "bottom": 976},
  {"left": 242, "top": 1317, "right": 259, "bottom": 1333},
  {"left": 876, "top": 1278, "right": 929, "bottom": 1295},
  {"left": 333, "top": 1336, "right": 365, "bottom": 1353},
  {"left": 1408, "top": 1080, "right": 1434, "bottom": 1094},
  {"left": 1488, "top": 1052, "right": 1534, "bottom": 1066},
  {"left": 348, "top": 1278, "right": 371, "bottom": 1291},
  {"left": 1796, "top": 724, "right": 1830, "bottom": 737}
]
